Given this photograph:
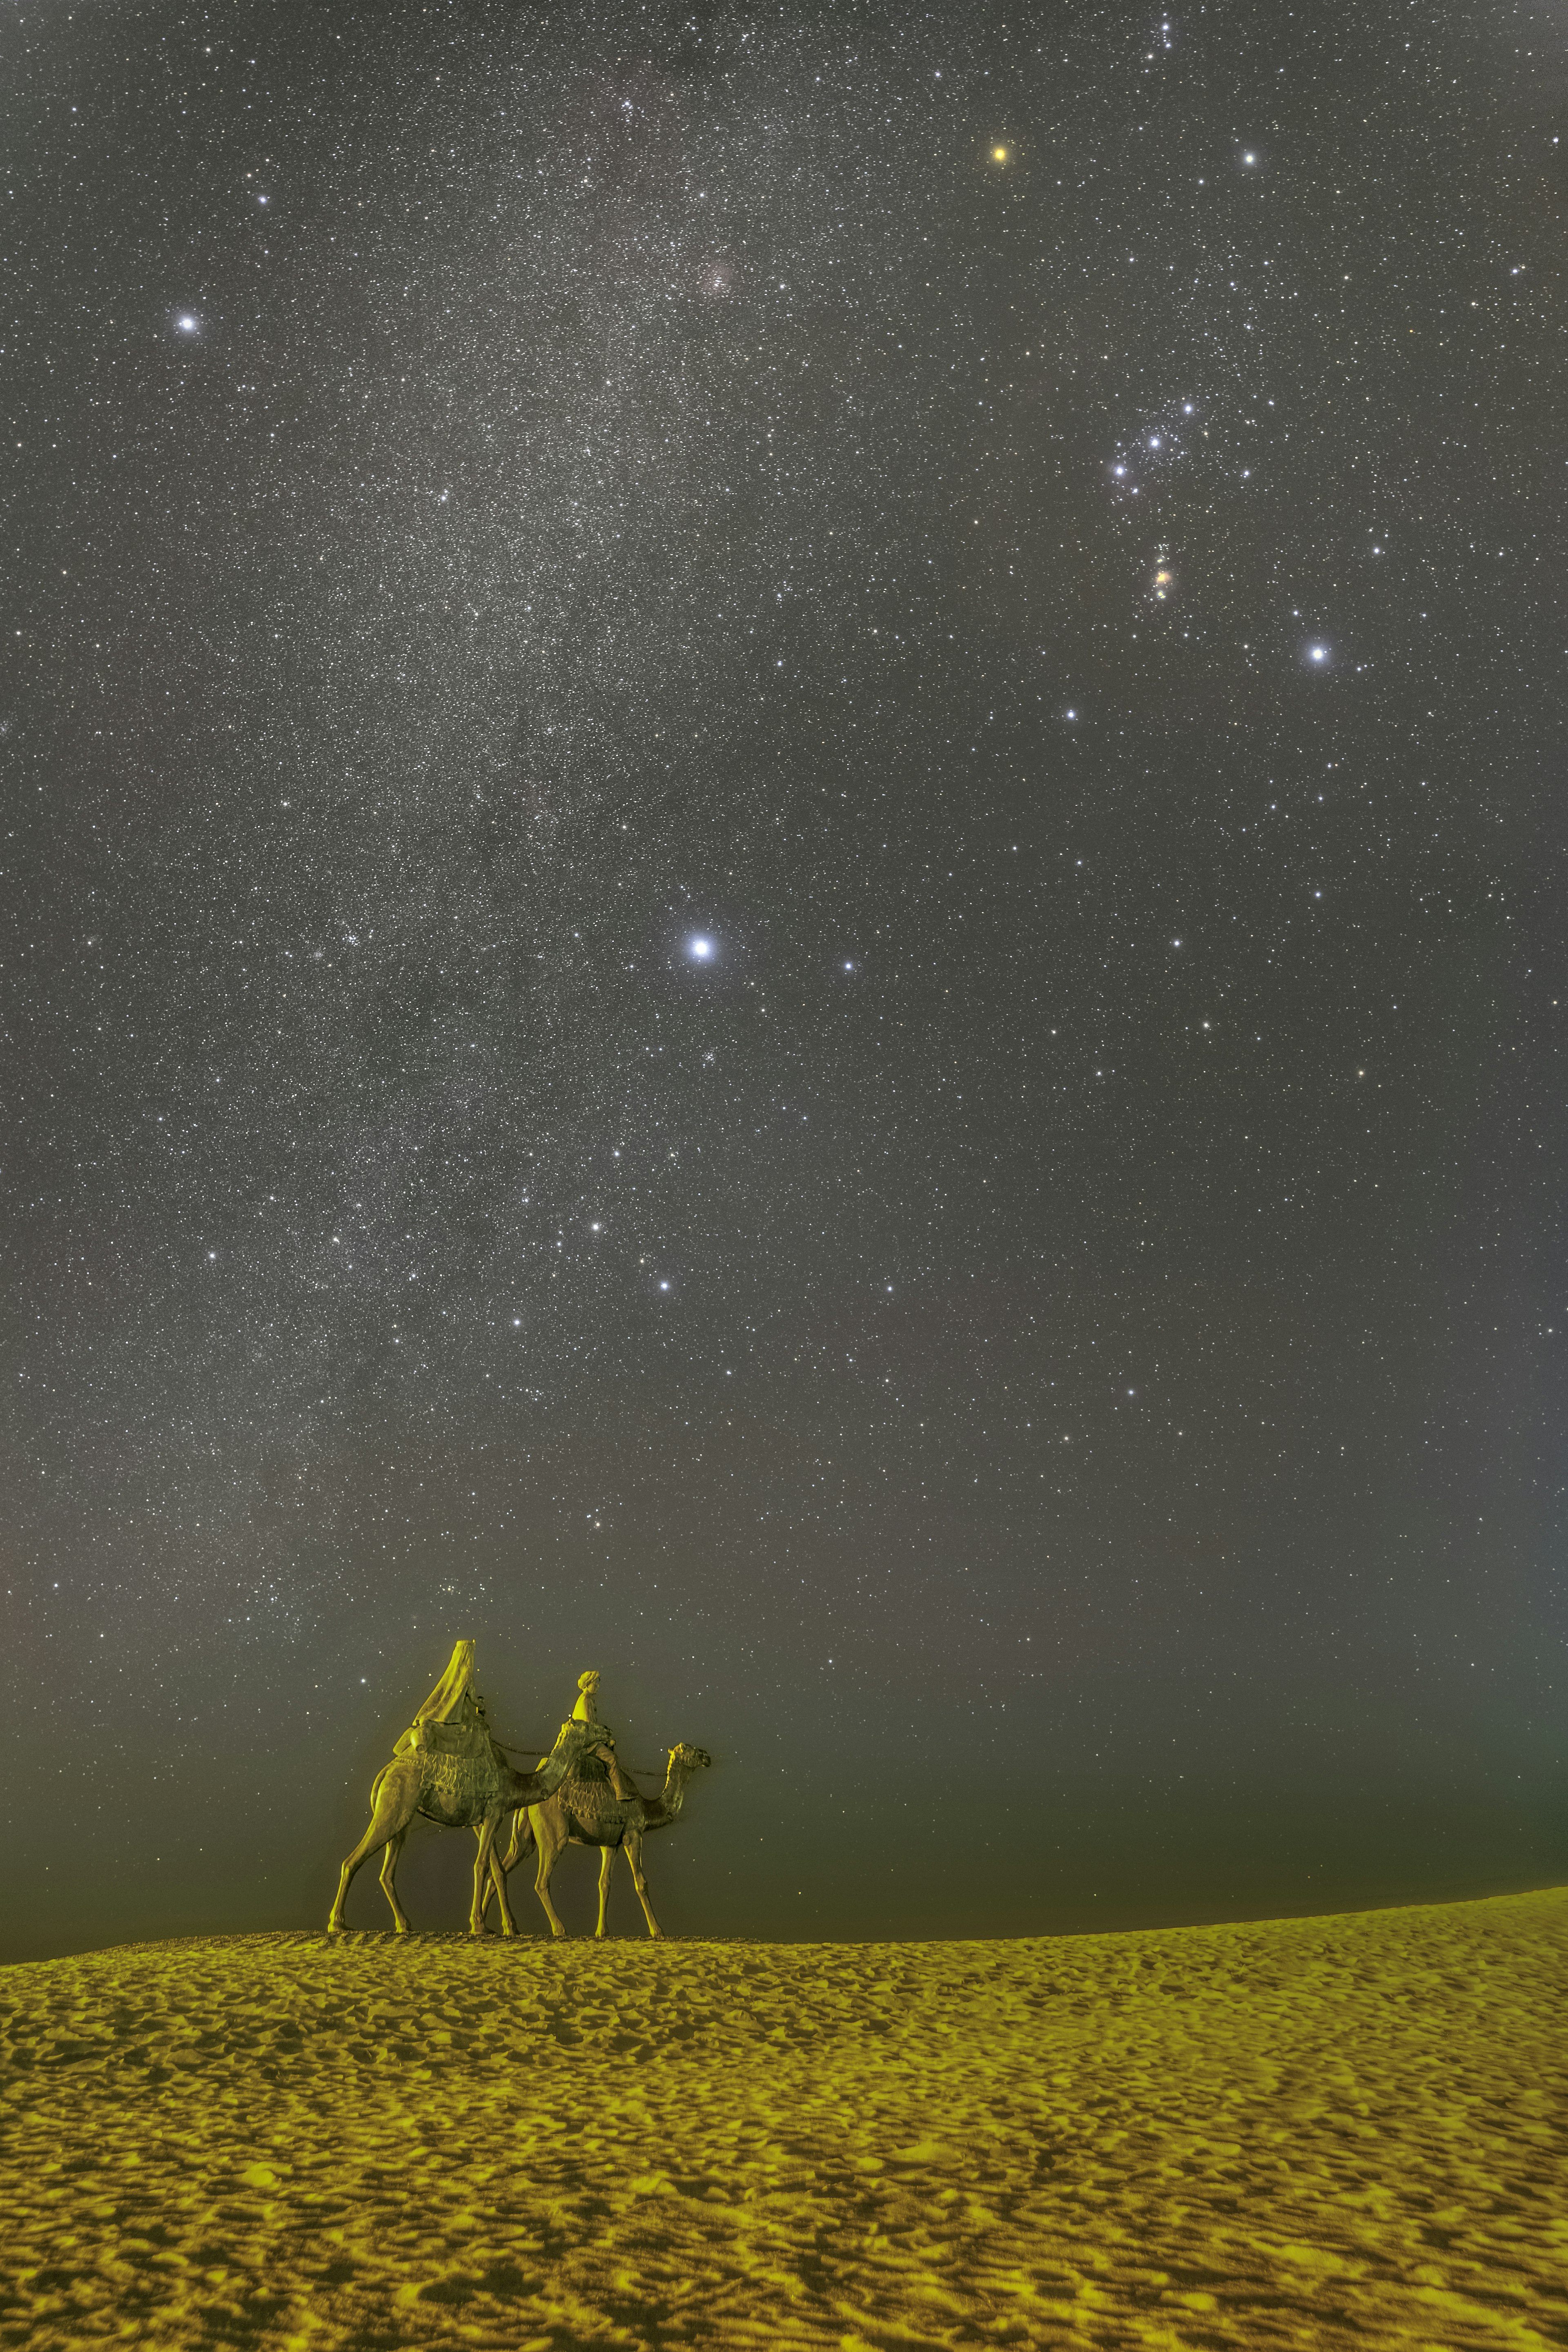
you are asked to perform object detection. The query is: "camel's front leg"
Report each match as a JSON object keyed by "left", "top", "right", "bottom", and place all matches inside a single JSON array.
[
  {"left": 477, "top": 1807, "right": 530, "bottom": 1930},
  {"left": 378, "top": 1827, "right": 411, "bottom": 1934},
  {"left": 532, "top": 1811, "right": 570, "bottom": 1939},
  {"left": 486, "top": 1833, "right": 518, "bottom": 1938},
  {"left": 328, "top": 1759, "right": 420, "bottom": 1933},
  {"left": 470, "top": 1814, "right": 501, "bottom": 1937},
  {"left": 622, "top": 1829, "right": 664, "bottom": 1940},
  {"left": 594, "top": 1843, "right": 617, "bottom": 1939}
]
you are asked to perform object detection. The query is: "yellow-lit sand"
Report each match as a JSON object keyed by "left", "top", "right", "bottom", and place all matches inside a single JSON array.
[{"left": 2, "top": 1890, "right": 1565, "bottom": 2349}]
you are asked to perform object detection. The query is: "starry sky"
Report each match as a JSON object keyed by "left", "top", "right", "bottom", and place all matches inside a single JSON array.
[{"left": 4, "top": 0, "right": 1564, "bottom": 1960}]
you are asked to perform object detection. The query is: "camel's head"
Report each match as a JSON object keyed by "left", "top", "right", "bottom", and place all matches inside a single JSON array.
[{"left": 669, "top": 1743, "right": 711, "bottom": 1773}]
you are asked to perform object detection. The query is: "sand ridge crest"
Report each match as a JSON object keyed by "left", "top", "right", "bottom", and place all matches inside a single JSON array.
[{"left": 2, "top": 1889, "right": 1566, "bottom": 2347}]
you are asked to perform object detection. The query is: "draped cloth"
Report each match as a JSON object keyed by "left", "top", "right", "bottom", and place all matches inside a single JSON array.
[{"left": 394, "top": 1639, "right": 480, "bottom": 1756}]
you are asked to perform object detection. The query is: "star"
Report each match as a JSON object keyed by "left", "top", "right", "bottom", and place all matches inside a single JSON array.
[
  {"left": 686, "top": 935, "right": 715, "bottom": 961},
  {"left": 176, "top": 314, "right": 200, "bottom": 334},
  {"left": 991, "top": 145, "right": 1009, "bottom": 164},
  {"left": 1308, "top": 644, "right": 1329, "bottom": 664}
]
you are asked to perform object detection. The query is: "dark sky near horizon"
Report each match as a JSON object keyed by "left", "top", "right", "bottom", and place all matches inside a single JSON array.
[{"left": 2, "top": 0, "right": 1564, "bottom": 1960}]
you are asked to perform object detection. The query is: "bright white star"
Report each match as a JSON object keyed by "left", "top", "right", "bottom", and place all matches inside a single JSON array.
[
  {"left": 687, "top": 935, "right": 715, "bottom": 961},
  {"left": 1308, "top": 644, "right": 1328, "bottom": 663}
]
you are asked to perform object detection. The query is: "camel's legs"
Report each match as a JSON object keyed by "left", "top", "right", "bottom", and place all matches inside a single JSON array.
[
  {"left": 377, "top": 1827, "right": 411, "bottom": 1934},
  {"left": 486, "top": 1840, "right": 517, "bottom": 1937},
  {"left": 499, "top": 1808, "right": 532, "bottom": 1875},
  {"left": 532, "top": 1810, "right": 571, "bottom": 1939},
  {"left": 622, "top": 1829, "right": 664, "bottom": 1940},
  {"left": 474, "top": 1806, "right": 531, "bottom": 1919},
  {"left": 470, "top": 1813, "right": 502, "bottom": 1936},
  {"left": 477, "top": 1808, "right": 530, "bottom": 1929},
  {"left": 594, "top": 1843, "right": 617, "bottom": 1939},
  {"left": 328, "top": 1760, "right": 421, "bottom": 1932}
]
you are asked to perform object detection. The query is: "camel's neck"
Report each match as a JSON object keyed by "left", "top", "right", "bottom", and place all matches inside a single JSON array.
[
  {"left": 602, "top": 1753, "right": 684, "bottom": 1822},
  {"left": 650, "top": 1761, "right": 694, "bottom": 1824}
]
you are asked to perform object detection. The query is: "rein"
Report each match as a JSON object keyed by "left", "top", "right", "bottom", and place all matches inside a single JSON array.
[{"left": 493, "top": 1737, "right": 665, "bottom": 1779}]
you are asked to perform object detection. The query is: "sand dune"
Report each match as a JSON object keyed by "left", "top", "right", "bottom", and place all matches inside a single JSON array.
[{"left": 1, "top": 1888, "right": 1564, "bottom": 2348}]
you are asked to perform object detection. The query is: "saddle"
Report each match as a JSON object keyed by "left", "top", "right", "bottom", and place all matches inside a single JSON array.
[
  {"left": 405, "top": 1715, "right": 497, "bottom": 1762},
  {"left": 392, "top": 1640, "right": 506, "bottom": 1768}
]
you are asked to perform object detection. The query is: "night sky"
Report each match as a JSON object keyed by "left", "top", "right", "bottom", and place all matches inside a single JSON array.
[{"left": 4, "top": 0, "right": 1564, "bottom": 1962}]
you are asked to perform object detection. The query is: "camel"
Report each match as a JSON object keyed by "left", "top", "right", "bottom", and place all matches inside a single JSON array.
[
  {"left": 481, "top": 1741, "right": 712, "bottom": 1939},
  {"left": 327, "top": 1708, "right": 614, "bottom": 1936}
]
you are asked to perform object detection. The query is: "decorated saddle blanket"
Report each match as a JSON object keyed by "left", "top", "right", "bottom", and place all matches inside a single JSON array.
[{"left": 411, "top": 1728, "right": 507, "bottom": 1827}]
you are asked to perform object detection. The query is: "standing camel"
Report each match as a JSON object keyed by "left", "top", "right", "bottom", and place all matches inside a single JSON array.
[
  {"left": 327, "top": 1713, "right": 613, "bottom": 1936},
  {"left": 483, "top": 1742, "right": 711, "bottom": 1940}
]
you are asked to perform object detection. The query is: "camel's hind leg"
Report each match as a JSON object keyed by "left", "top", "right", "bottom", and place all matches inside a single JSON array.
[
  {"left": 328, "top": 1760, "right": 420, "bottom": 1933},
  {"left": 378, "top": 1828, "right": 411, "bottom": 1934},
  {"left": 622, "top": 1829, "right": 664, "bottom": 1940},
  {"left": 594, "top": 1844, "right": 617, "bottom": 1939},
  {"left": 532, "top": 1811, "right": 571, "bottom": 1940}
]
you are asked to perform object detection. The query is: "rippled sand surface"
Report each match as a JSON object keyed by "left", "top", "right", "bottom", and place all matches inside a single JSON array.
[{"left": 2, "top": 1889, "right": 1565, "bottom": 2349}]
